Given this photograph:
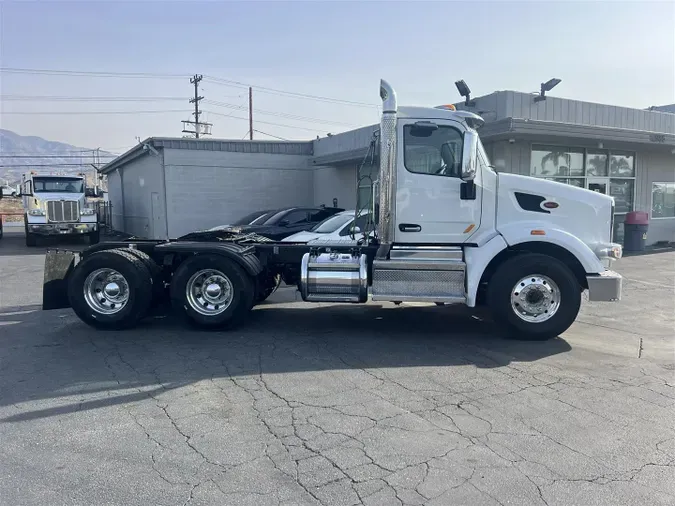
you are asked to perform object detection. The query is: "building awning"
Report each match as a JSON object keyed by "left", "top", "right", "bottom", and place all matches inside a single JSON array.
[{"left": 481, "top": 118, "right": 675, "bottom": 146}]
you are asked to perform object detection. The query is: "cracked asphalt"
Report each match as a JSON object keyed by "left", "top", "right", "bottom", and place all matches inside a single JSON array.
[{"left": 1, "top": 231, "right": 674, "bottom": 506}]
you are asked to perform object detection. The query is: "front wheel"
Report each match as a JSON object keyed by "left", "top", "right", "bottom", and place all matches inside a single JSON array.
[
  {"left": 170, "top": 254, "right": 254, "bottom": 329},
  {"left": 487, "top": 253, "right": 581, "bottom": 341}
]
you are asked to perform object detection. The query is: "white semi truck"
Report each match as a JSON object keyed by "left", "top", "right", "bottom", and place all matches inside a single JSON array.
[
  {"left": 21, "top": 172, "right": 99, "bottom": 247},
  {"left": 42, "top": 80, "right": 622, "bottom": 340}
]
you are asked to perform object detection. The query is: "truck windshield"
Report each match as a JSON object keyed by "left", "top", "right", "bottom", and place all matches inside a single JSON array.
[
  {"left": 311, "top": 212, "right": 354, "bottom": 233},
  {"left": 33, "top": 177, "right": 84, "bottom": 193}
]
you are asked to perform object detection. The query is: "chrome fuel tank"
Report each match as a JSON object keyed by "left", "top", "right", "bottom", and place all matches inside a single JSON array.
[{"left": 300, "top": 252, "right": 368, "bottom": 303}]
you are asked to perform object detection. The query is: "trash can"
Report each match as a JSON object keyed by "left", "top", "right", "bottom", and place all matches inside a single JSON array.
[{"left": 623, "top": 211, "right": 649, "bottom": 252}]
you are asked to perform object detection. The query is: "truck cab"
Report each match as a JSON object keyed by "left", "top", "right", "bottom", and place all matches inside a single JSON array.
[{"left": 21, "top": 172, "right": 99, "bottom": 247}]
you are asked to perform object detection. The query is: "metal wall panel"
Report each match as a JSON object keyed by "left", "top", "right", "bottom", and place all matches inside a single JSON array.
[
  {"left": 163, "top": 149, "right": 314, "bottom": 238},
  {"left": 119, "top": 152, "right": 165, "bottom": 238},
  {"left": 458, "top": 91, "right": 675, "bottom": 133}
]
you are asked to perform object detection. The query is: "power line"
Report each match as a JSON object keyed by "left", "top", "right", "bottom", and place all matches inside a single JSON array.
[
  {"left": 0, "top": 67, "right": 188, "bottom": 79},
  {"left": 0, "top": 95, "right": 187, "bottom": 102},
  {"left": 0, "top": 67, "right": 378, "bottom": 108},
  {"left": 0, "top": 154, "right": 117, "bottom": 158},
  {"left": 0, "top": 163, "right": 97, "bottom": 167},
  {"left": 253, "top": 129, "right": 287, "bottom": 141},
  {"left": 203, "top": 110, "right": 334, "bottom": 133},
  {"left": 203, "top": 75, "right": 378, "bottom": 108},
  {"left": 203, "top": 99, "right": 356, "bottom": 127},
  {"left": 2, "top": 109, "right": 191, "bottom": 115}
]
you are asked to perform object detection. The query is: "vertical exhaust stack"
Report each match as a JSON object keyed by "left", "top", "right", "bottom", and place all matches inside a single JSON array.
[{"left": 376, "top": 79, "right": 398, "bottom": 259}]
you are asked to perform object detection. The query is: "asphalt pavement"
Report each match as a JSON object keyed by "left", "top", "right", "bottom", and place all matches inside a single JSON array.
[{"left": 0, "top": 230, "right": 673, "bottom": 506}]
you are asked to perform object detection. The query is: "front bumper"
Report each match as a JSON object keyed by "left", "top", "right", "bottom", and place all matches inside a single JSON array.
[
  {"left": 29, "top": 223, "right": 97, "bottom": 236},
  {"left": 586, "top": 270, "right": 622, "bottom": 301}
]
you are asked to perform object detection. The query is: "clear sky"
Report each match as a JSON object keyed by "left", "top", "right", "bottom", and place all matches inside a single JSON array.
[{"left": 1, "top": 0, "right": 673, "bottom": 151}]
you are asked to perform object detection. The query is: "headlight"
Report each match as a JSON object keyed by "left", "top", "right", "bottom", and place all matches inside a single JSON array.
[
  {"left": 81, "top": 208, "right": 96, "bottom": 216},
  {"left": 28, "top": 209, "right": 45, "bottom": 216},
  {"left": 596, "top": 244, "right": 623, "bottom": 260}
]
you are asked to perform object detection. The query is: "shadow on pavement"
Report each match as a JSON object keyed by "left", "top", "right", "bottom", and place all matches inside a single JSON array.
[{"left": 0, "top": 303, "right": 572, "bottom": 423}]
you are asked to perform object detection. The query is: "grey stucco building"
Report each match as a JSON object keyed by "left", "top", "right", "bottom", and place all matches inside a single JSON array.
[{"left": 101, "top": 90, "right": 675, "bottom": 245}]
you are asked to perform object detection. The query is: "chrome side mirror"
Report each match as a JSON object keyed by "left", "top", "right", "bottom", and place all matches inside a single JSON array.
[{"left": 461, "top": 130, "right": 478, "bottom": 181}]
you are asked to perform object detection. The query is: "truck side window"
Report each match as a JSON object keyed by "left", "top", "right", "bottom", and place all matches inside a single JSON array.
[{"left": 404, "top": 125, "right": 463, "bottom": 177}]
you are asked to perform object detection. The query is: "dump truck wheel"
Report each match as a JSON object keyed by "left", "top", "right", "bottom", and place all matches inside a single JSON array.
[
  {"left": 68, "top": 249, "right": 153, "bottom": 330},
  {"left": 170, "top": 254, "right": 254, "bottom": 329},
  {"left": 488, "top": 253, "right": 581, "bottom": 341}
]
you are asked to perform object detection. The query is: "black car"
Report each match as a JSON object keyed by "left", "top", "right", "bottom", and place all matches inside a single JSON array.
[
  {"left": 207, "top": 209, "right": 274, "bottom": 231},
  {"left": 215, "top": 207, "right": 344, "bottom": 241}
]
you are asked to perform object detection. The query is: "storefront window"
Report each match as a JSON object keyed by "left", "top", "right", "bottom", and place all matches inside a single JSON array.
[
  {"left": 652, "top": 182, "right": 675, "bottom": 218},
  {"left": 530, "top": 145, "right": 635, "bottom": 216},
  {"left": 610, "top": 179, "right": 634, "bottom": 214},
  {"left": 531, "top": 146, "right": 584, "bottom": 177},
  {"left": 585, "top": 150, "right": 608, "bottom": 176},
  {"left": 610, "top": 152, "right": 635, "bottom": 177}
]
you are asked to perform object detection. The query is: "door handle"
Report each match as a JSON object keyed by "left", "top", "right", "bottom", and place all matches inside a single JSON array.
[{"left": 399, "top": 223, "right": 421, "bottom": 232}]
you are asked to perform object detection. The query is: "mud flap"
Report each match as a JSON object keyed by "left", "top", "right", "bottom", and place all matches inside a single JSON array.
[{"left": 42, "top": 250, "right": 77, "bottom": 310}]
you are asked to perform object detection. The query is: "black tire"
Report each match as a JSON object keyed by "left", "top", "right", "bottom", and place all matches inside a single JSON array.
[
  {"left": 88, "top": 229, "right": 100, "bottom": 244},
  {"left": 170, "top": 254, "right": 254, "bottom": 329},
  {"left": 124, "top": 248, "right": 165, "bottom": 303},
  {"left": 67, "top": 248, "right": 153, "bottom": 330},
  {"left": 487, "top": 253, "right": 581, "bottom": 341},
  {"left": 24, "top": 217, "right": 37, "bottom": 247}
]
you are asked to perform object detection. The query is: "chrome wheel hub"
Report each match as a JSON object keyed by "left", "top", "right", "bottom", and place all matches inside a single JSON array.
[
  {"left": 511, "top": 275, "right": 561, "bottom": 323},
  {"left": 186, "top": 269, "right": 233, "bottom": 316},
  {"left": 84, "top": 268, "right": 130, "bottom": 315}
]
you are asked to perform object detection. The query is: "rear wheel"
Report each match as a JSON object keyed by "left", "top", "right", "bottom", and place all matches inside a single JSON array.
[
  {"left": 68, "top": 249, "right": 153, "bottom": 329},
  {"left": 124, "top": 249, "right": 165, "bottom": 303},
  {"left": 487, "top": 253, "right": 581, "bottom": 340},
  {"left": 170, "top": 254, "right": 254, "bottom": 329}
]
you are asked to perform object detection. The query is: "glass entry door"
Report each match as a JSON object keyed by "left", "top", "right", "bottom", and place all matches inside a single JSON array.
[{"left": 587, "top": 177, "right": 609, "bottom": 195}]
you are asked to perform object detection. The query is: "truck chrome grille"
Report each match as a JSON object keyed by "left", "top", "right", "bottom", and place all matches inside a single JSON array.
[{"left": 47, "top": 200, "right": 79, "bottom": 222}]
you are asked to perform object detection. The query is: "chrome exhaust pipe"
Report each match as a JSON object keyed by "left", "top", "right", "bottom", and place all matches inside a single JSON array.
[{"left": 376, "top": 79, "right": 398, "bottom": 259}]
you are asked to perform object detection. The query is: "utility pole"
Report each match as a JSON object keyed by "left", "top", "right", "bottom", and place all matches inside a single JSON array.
[
  {"left": 248, "top": 86, "right": 253, "bottom": 140},
  {"left": 182, "top": 74, "right": 212, "bottom": 138}
]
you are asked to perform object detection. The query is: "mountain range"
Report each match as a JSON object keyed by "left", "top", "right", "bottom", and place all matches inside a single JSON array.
[{"left": 0, "top": 129, "right": 117, "bottom": 186}]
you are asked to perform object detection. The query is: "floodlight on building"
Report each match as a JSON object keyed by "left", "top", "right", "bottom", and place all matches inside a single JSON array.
[
  {"left": 455, "top": 80, "right": 476, "bottom": 107},
  {"left": 534, "top": 78, "right": 562, "bottom": 102}
]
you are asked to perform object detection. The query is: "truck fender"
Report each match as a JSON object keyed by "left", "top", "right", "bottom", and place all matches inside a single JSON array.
[
  {"left": 43, "top": 250, "right": 78, "bottom": 310},
  {"left": 497, "top": 221, "right": 605, "bottom": 273},
  {"left": 465, "top": 234, "right": 507, "bottom": 307},
  {"left": 154, "top": 241, "right": 264, "bottom": 278}
]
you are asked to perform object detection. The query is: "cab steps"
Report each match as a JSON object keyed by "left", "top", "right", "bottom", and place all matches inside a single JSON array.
[{"left": 371, "top": 246, "right": 466, "bottom": 303}]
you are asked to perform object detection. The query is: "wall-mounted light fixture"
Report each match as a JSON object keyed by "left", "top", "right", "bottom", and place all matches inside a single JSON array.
[
  {"left": 455, "top": 80, "right": 476, "bottom": 107},
  {"left": 534, "top": 78, "right": 562, "bottom": 102}
]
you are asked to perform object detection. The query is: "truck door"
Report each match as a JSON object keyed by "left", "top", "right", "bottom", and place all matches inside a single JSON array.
[{"left": 394, "top": 120, "right": 482, "bottom": 244}]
